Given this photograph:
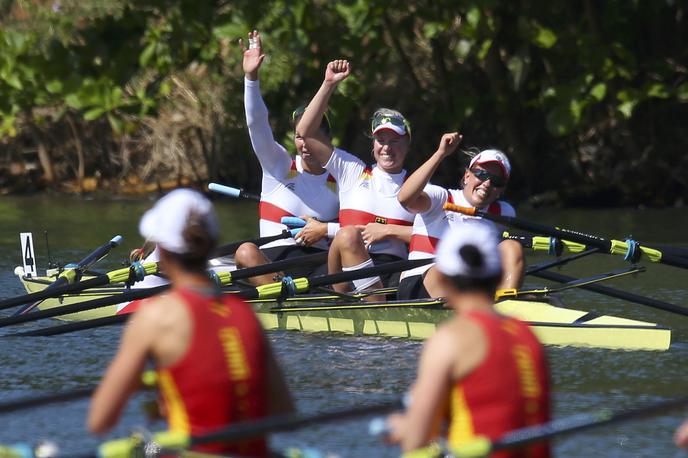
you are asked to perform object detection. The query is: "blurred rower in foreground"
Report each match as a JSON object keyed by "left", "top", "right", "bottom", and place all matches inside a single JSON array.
[
  {"left": 397, "top": 147, "right": 524, "bottom": 299},
  {"left": 234, "top": 30, "right": 339, "bottom": 285},
  {"left": 386, "top": 222, "right": 551, "bottom": 457},
  {"left": 675, "top": 419, "right": 688, "bottom": 448},
  {"left": 88, "top": 189, "right": 293, "bottom": 457}
]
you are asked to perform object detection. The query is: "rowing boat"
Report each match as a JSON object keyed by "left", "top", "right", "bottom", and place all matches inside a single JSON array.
[{"left": 13, "top": 268, "right": 671, "bottom": 351}]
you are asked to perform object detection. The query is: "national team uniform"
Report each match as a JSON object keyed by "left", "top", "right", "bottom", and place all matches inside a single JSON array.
[
  {"left": 324, "top": 148, "right": 416, "bottom": 286},
  {"left": 397, "top": 185, "right": 515, "bottom": 299},
  {"left": 447, "top": 310, "right": 550, "bottom": 458},
  {"left": 156, "top": 288, "right": 270, "bottom": 457},
  {"left": 245, "top": 78, "right": 339, "bottom": 276}
]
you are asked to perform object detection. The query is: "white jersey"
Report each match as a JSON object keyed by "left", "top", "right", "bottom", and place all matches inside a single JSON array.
[
  {"left": 401, "top": 185, "right": 515, "bottom": 278},
  {"left": 245, "top": 78, "right": 339, "bottom": 249},
  {"left": 324, "top": 148, "right": 415, "bottom": 258}
]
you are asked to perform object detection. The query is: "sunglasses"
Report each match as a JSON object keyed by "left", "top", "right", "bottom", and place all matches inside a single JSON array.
[
  {"left": 371, "top": 115, "right": 411, "bottom": 137},
  {"left": 470, "top": 168, "right": 507, "bottom": 188}
]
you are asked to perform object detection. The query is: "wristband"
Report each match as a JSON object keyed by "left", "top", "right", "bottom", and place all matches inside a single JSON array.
[{"left": 327, "top": 223, "right": 340, "bottom": 239}]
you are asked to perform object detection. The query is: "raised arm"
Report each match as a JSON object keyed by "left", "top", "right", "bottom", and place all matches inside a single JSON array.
[
  {"left": 296, "top": 60, "right": 350, "bottom": 165},
  {"left": 397, "top": 132, "right": 462, "bottom": 213},
  {"left": 241, "top": 30, "right": 291, "bottom": 177}
]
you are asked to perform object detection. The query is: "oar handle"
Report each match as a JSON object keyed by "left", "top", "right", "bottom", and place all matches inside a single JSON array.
[
  {"left": 74, "top": 235, "right": 124, "bottom": 272},
  {"left": 208, "top": 183, "right": 260, "bottom": 201},
  {"left": 442, "top": 202, "right": 479, "bottom": 217}
]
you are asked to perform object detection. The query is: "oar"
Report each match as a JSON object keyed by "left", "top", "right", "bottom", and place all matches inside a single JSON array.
[
  {"left": 212, "top": 229, "right": 300, "bottom": 258},
  {"left": 444, "top": 202, "right": 688, "bottom": 270},
  {"left": 524, "top": 248, "right": 600, "bottom": 275},
  {"left": 91, "top": 399, "right": 404, "bottom": 458},
  {"left": 531, "top": 269, "right": 688, "bottom": 317},
  {"left": 442, "top": 396, "right": 688, "bottom": 457},
  {"left": 0, "top": 262, "right": 159, "bottom": 311},
  {"left": 0, "top": 372, "right": 157, "bottom": 415},
  {"left": 239, "top": 258, "right": 435, "bottom": 301},
  {"left": 0, "top": 252, "right": 330, "bottom": 328},
  {"left": 270, "top": 266, "right": 644, "bottom": 313},
  {"left": 208, "top": 182, "right": 260, "bottom": 200},
  {"left": 11, "top": 236, "right": 124, "bottom": 315},
  {"left": 497, "top": 265, "right": 645, "bottom": 300}
]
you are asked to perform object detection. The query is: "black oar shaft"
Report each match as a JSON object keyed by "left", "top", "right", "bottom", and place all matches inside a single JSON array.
[
  {"left": 212, "top": 230, "right": 293, "bottom": 258},
  {"left": 193, "top": 400, "right": 403, "bottom": 446},
  {"left": 490, "top": 396, "right": 688, "bottom": 453},
  {"left": 0, "top": 388, "right": 94, "bottom": 414},
  {"left": 0, "top": 275, "right": 108, "bottom": 311},
  {"left": 0, "top": 285, "right": 168, "bottom": 328},
  {"left": 531, "top": 270, "right": 688, "bottom": 316},
  {"left": 8, "top": 314, "right": 129, "bottom": 337},
  {"left": 229, "top": 251, "right": 327, "bottom": 281},
  {"left": 525, "top": 248, "right": 600, "bottom": 275}
]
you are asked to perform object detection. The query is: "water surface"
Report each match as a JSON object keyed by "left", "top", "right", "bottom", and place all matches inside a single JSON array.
[{"left": 0, "top": 195, "right": 686, "bottom": 457}]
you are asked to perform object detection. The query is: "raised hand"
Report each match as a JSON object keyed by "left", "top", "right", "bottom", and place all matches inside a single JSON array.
[
  {"left": 240, "top": 30, "right": 265, "bottom": 81},
  {"left": 436, "top": 132, "right": 462, "bottom": 158},
  {"left": 324, "top": 60, "right": 351, "bottom": 85}
]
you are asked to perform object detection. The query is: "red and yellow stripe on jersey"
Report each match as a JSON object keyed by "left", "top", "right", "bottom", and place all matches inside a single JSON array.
[
  {"left": 157, "top": 289, "right": 269, "bottom": 457},
  {"left": 259, "top": 157, "right": 339, "bottom": 250},
  {"left": 447, "top": 310, "right": 551, "bottom": 458}
]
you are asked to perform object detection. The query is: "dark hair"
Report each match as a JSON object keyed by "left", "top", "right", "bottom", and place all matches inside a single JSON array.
[
  {"left": 166, "top": 212, "right": 217, "bottom": 272},
  {"left": 292, "top": 105, "right": 331, "bottom": 136},
  {"left": 445, "top": 245, "right": 501, "bottom": 295}
]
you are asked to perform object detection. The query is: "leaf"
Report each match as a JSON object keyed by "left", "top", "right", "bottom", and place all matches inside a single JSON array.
[
  {"left": 589, "top": 83, "right": 607, "bottom": 101},
  {"left": 83, "top": 107, "right": 106, "bottom": 121},
  {"left": 477, "top": 39, "right": 493, "bottom": 61},
  {"left": 46, "top": 80, "right": 63, "bottom": 94},
  {"left": 546, "top": 101, "right": 578, "bottom": 136},
  {"left": 506, "top": 52, "right": 530, "bottom": 91},
  {"left": 3, "top": 73, "right": 23, "bottom": 90},
  {"left": 532, "top": 25, "right": 557, "bottom": 49},
  {"left": 646, "top": 83, "right": 669, "bottom": 99},
  {"left": 139, "top": 42, "right": 156, "bottom": 67},
  {"left": 617, "top": 100, "right": 637, "bottom": 119}
]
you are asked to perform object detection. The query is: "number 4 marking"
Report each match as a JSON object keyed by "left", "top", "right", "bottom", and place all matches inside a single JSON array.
[{"left": 20, "top": 232, "right": 37, "bottom": 277}]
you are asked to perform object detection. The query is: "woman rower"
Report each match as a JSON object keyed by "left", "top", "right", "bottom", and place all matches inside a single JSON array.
[
  {"left": 397, "top": 145, "right": 525, "bottom": 299},
  {"left": 234, "top": 30, "right": 340, "bottom": 285},
  {"left": 88, "top": 189, "right": 293, "bottom": 456},
  {"left": 386, "top": 222, "right": 551, "bottom": 457},
  {"left": 296, "top": 59, "right": 423, "bottom": 299}
]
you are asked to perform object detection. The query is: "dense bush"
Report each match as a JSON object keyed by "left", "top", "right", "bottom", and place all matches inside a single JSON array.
[{"left": 1, "top": 0, "right": 686, "bottom": 205}]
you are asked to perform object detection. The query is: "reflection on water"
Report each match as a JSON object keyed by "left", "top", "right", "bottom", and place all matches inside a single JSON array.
[{"left": 0, "top": 196, "right": 686, "bottom": 456}]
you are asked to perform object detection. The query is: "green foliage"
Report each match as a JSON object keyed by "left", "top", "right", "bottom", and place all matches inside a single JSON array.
[{"left": 0, "top": 0, "right": 686, "bottom": 205}]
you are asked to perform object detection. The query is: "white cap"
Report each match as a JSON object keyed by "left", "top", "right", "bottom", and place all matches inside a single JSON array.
[
  {"left": 435, "top": 220, "right": 502, "bottom": 279},
  {"left": 139, "top": 189, "right": 219, "bottom": 254},
  {"left": 469, "top": 149, "right": 511, "bottom": 179}
]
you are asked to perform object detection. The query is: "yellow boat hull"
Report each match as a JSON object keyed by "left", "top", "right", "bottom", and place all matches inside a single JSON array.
[{"left": 16, "top": 274, "right": 671, "bottom": 351}]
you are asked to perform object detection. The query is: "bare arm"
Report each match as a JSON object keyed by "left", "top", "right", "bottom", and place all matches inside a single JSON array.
[
  {"left": 88, "top": 308, "right": 157, "bottom": 434},
  {"left": 387, "top": 328, "right": 456, "bottom": 451},
  {"left": 357, "top": 223, "right": 413, "bottom": 246},
  {"left": 296, "top": 60, "right": 350, "bottom": 165},
  {"left": 397, "top": 133, "right": 462, "bottom": 213}
]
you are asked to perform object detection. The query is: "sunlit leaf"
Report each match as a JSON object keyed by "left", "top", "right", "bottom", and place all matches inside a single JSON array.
[
  {"left": 83, "top": 107, "right": 106, "bottom": 121},
  {"left": 617, "top": 100, "right": 637, "bottom": 119},
  {"left": 532, "top": 26, "right": 557, "bottom": 49},
  {"left": 589, "top": 83, "right": 607, "bottom": 101}
]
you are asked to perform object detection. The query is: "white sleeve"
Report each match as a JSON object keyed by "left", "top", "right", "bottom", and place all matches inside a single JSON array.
[
  {"left": 422, "top": 184, "right": 449, "bottom": 218},
  {"left": 244, "top": 78, "right": 291, "bottom": 180},
  {"left": 323, "top": 148, "right": 366, "bottom": 192}
]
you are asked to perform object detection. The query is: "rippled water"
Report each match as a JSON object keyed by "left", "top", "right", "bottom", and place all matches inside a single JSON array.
[{"left": 0, "top": 195, "right": 687, "bottom": 457}]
